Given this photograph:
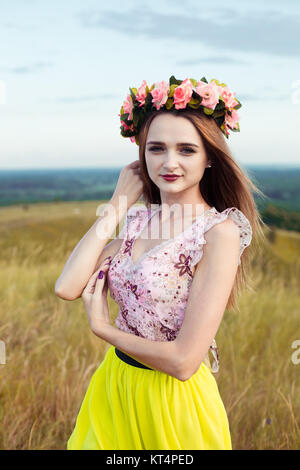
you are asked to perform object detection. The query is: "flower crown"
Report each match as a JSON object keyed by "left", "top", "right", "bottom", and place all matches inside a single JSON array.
[{"left": 118, "top": 75, "right": 242, "bottom": 145}]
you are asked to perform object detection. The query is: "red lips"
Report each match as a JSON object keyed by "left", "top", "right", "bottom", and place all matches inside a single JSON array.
[{"left": 161, "top": 175, "right": 181, "bottom": 182}]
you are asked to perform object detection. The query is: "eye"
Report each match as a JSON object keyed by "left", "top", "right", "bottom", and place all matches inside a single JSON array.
[
  {"left": 149, "top": 146, "right": 163, "bottom": 152},
  {"left": 149, "top": 146, "right": 195, "bottom": 154},
  {"left": 180, "top": 147, "right": 195, "bottom": 154}
]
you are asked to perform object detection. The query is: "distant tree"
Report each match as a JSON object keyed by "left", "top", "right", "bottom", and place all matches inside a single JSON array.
[{"left": 261, "top": 204, "right": 300, "bottom": 232}]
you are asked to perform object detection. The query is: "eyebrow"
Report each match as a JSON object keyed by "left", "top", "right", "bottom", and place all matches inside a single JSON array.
[{"left": 147, "top": 141, "right": 199, "bottom": 148}]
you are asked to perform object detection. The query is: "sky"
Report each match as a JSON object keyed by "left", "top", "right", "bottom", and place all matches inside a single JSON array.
[{"left": 0, "top": 0, "right": 300, "bottom": 169}]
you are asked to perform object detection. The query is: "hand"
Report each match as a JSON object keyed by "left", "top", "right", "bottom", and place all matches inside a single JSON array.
[
  {"left": 81, "top": 256, "right": 112, "bottom": 334},
  {"left": 111, "top": 160, "right": 144, "bottom": 208}
]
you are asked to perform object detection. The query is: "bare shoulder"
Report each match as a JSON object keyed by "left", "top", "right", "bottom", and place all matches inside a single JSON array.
[
  {"left": 205, "top": 216, "right": 240, "bottom": 244},
  {"left": 200, "top": 217, "right": 240, "bottom": 268}
]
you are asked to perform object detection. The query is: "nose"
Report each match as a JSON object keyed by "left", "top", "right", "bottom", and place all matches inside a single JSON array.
[{"left": 162, "top": 149, "right": 180, "bottom": 172}]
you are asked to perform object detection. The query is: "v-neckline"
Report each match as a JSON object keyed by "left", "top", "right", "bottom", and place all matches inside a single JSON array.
[{"left": 129, "top": 205, "right": 216, "bottom": 268}]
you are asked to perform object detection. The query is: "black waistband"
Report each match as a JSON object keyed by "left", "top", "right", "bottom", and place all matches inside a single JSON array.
[{"left": 115, "top": 347, "right": 153, "bottom": 370}]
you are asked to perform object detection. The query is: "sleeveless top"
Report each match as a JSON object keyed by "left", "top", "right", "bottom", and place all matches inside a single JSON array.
[{"left": 107, "top": 204, "right": 252, "bottom": 374}]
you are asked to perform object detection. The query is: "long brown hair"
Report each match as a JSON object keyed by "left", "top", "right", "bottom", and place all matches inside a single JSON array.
[{"left": 137, "top": 108, "right": 267, "bottom": 311}]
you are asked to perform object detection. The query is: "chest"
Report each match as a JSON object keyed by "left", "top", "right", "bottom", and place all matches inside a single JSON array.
[
  {"left": 131, "top": 212, "right": 198, "bottom": 266},
  {"left": 108, "top": 231, "right": 198, "bottom": 310}
]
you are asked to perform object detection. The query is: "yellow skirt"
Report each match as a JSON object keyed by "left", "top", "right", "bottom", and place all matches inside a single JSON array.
[{"left": 67, "top": 345, "right": 232, "bottom": 450}]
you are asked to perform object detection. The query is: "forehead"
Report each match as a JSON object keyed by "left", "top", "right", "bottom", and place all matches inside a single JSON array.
[{"left": 147, "top": 113, "right": 200, "bottom": 144}]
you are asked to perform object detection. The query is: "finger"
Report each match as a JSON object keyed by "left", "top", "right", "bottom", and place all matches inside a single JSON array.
[
  {"left": 95, "top": 263, "right": 110, "bottom": 292},
  {"left": 102, "top": 278, "right": 109, "bottom": 297},
  {"left": 129, "top": 160, "right": 140, "bottom": 169},
  {"left": 83, "top": 268, "right": 102, "bottom": 293},
  {"left": 82, "top": 260, "right": 109, "bottom": 294},
  {"left": 83, "top": 253, "right": 112, "bottom": 294}
]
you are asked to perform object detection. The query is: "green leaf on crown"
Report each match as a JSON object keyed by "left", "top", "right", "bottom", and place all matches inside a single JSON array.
[
  {"left": 192, "top": 90, "right": 203, "bottom": 103},
  {"left": 165, "top": 98, "right": 174, "bottom": 110},
  {"left": 132, "top": 107, "right": 143, "bottom": 128},
  {"left": 169, "top": 75, "right": 182, "bottom": 86},
  {"left": 230, "top": 122, "right": 240, "bottom": 132},
  {"left": 233, "top": 99, "right": 242, "bottom": 110},
  {"left": 120, "top": 112, "right": 131, "bottom": 122},
  {"left": 144, "top": 92, "right": 153, "bottom": 109},
  {"left": 121, "top": 127, "right": 135, "bottom": 138},
  {"left": 188, "top": 102, "right": 199, "bottom": 109},
  {"left": 129, "top": 87, "right": 137, "bottom": 101},
  {"left": 189, "top": 78, "right": 198, "bottom": 87},
  {"left": 220, "top": 124, "right": 229, "bottom": 139},
  {"left": 214, "top": 100, "right": 225, "bottom": 112},
  {"left": 199, "top": 76, "right": 208, "bottom": 84},
  {"left": 168, "top": 84, "right": 177, "bottom": 98},
  {"left": 214, "top": 115, "right": 225, "bottom": 127},
  {"left": 213, "top": 110, "right": 226, "bottom": 119},
  {"left": 126, "top": 129, "right": 136, "bottom": 137},
  {"left": 203, "top": 106, "right": 214, "bottom": 115},
  {"left": 187, "top": 97, "right": 201, "bottom": 109}
]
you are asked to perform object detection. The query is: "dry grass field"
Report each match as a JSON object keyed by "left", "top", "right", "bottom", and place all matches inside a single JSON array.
[{"left": 0, "top": 200, "right": 299, "bottom": 450}]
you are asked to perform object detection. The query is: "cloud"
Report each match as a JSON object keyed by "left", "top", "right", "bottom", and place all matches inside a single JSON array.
[
  {"left": 176, "top": 56, "right": 249, "bottom": 66},
  {"left": 77, "top": 7, "right": 300, "bottom": 58},
  {"left": 56, "top": 93, "right": 119, "bottom": 103},
  {"left": 9, "top": 61, "right": 52, "bottom": 74},
  {"left": 239, "top": 93, "right": 290, "bottom": 101}
]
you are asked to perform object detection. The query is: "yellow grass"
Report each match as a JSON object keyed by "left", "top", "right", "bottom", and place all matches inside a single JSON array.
[{"left": 0, "top": 201, "right": 299, "bottom": 450}]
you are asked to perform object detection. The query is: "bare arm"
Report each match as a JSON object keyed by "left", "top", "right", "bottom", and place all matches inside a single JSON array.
[
  {"left": 92, "top": 218, "right": 240, "bottom": 381},
  {"left": 95, "top": 324, "right": 179, "bottom": 379},
  {"left": 54, "top": 199, "right": 126, "bottom": 300},
  {"left": 54, "top": 161, "right": 143, "bottom": 301},
  {"left": 174, "top": 218, "right": 240, "bottom": 380}
]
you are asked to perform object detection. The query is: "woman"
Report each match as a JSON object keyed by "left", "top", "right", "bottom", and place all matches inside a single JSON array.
[{"left": 56, "top": 76, "right": 265, "bottom": 450}]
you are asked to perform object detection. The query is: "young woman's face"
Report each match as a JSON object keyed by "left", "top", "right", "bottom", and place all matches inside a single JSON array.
[{"left": 145, "top": 113, "right": 210, "bottom": 195}]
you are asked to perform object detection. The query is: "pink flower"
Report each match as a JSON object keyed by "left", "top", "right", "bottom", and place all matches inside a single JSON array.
[
  {"left": 121, "top": 120, "right": 133, "bottom": 131},
  {"left": 130, "top": 136, "right": 136, "bottom": 143},
  {"left": 136, "top": 80, "right": 149, "bottom": 107},
  {"left": 219, "top": 86, "right": 237, "bottom": 109},
  {"left": 222, "top": 122, "right": 230, "bottom": 136},
  {"left": 123, "top": 94, "right": 134, "bottom": 120},
  {"left": 224, "top": 109, "right": 239, "bottom": 130},
  {"left": 173, "top": 78, "right": 193, "bottom": 110},
  {"left": 195, "top": 81, "right": 219, "bottom": 110},
  {"left": 151, "top": 80, "right": 170, "bottom": 111}
]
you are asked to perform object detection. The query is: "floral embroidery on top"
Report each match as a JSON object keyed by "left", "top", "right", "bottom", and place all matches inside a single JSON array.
[
  {"left": 124, "top": 280, "right": 139, "bottom": 300},
  {"left": 121, "top": 308, "right": 146, "bottom": 338},
  {"left": 108, "top": 204, "right": 253, "bottom": 374},
  {"left": 124, "top": 238, "right": 134, "bottom": 255},
  {"left": 174, "top": 253, "right": 193, "bottom": 277},
  {"left": 159, "top": 322, "right": 177, "bottom": 341}
]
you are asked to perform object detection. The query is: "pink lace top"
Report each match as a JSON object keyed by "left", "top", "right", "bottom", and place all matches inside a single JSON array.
[{"left": 107, "top": 204, "right": 252, "bottom": 374}]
